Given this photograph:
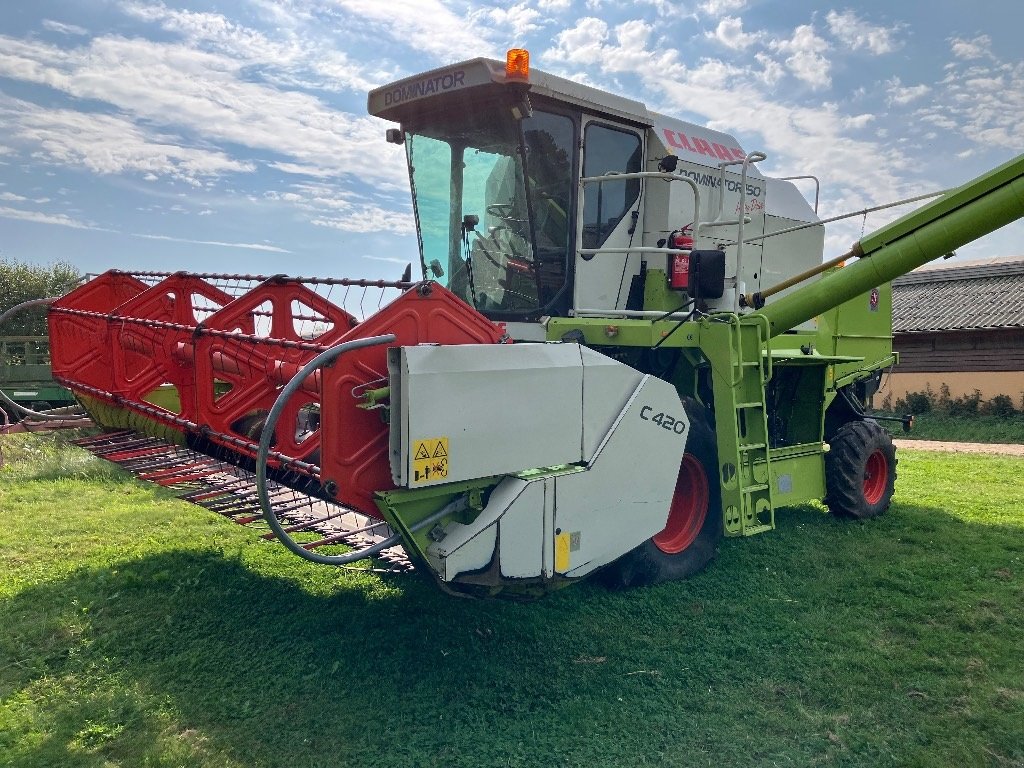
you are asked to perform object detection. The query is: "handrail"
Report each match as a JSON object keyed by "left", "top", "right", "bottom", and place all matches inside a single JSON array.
[
  {"left": 732, "top": 152, "right": 766, "bottom": 311},
  {"left": 576, "top": 170, "right": 701, "bottom": 317},
  {"left": 779, "top": 175, "right": 820, "bottom": 213}
]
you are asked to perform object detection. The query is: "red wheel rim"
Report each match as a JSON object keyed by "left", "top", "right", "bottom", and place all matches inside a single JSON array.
[
  {"left": 863, "top": 449, "right": 888, "bottom": 505},
  {"left": 653, "top": 454, "right": 709, "bottom": 554}
]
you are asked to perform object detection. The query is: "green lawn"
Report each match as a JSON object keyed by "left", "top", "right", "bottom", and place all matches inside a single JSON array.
[
  {"left": 1, "top": 431, "right": 1022, "bottom": 767},
  {"left": 878, "top": 411, "right": 1024, "bottom": 444}
]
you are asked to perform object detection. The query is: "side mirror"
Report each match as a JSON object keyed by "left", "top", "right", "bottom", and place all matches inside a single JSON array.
[{"left": 689, "top": 250, "right": 726, "bottom": 300}]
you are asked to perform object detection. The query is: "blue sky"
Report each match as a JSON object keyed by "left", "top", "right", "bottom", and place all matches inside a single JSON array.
[{"left": 0, "top": 0, "right": 1021, "bottom": 280}]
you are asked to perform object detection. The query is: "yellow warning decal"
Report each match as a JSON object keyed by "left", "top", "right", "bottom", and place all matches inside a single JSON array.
[
  {"left": 412, "top": 437, "right": 449, "bottom": 483},
  {"left": 554, "top": 532, "right": 570, "bottom": 573}
]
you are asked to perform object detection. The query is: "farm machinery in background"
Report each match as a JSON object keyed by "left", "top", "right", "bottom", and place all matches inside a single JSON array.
[{"left": 34, "top": 50, "right": 1024, "bottom": 598}]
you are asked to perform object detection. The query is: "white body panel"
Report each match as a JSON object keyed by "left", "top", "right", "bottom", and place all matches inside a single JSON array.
[
  {"left": 389, "top": 343, "right": 585, "bottom": 487},
  {"left": 392, "top": 343, "right": 689, "bottom": 584}
]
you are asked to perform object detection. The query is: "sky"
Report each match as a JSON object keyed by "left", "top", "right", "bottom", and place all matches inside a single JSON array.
[{"left": 0, "top": 0, "right": 1021, "bottom": 282}]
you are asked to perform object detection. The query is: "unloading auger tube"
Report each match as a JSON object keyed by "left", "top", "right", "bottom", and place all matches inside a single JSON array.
[
  {"left": 0, "top": 297, "right": 90, "bottom": 422},
  {"left": 255, "top": 332, "right": 469, "bottom": 566}
]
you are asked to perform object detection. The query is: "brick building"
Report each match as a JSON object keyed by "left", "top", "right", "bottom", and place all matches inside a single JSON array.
[{"left": 876, "top": 256, "right": 1024, "bottom": 403}]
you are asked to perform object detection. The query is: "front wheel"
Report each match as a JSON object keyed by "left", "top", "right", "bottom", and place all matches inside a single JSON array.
[
  {"left": 603, "top": 398, "right": 723, "bottom": 588},
  {"left": 824, "top": 420, "right": 897, "bottom": 519}
]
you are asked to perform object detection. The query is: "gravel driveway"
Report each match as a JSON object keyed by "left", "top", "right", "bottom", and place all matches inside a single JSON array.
[{"left": 893, "top": 439, "right": 1024, "bottom": 457}]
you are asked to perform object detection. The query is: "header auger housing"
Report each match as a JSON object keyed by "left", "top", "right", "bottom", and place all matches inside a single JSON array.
[{"left": 48, "top": 51, "right": 1024, "bottom": 599}]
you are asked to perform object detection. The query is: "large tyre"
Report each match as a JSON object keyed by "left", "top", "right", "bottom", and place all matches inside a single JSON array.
[
  {"left": 824, "top": 420, "right": 897, "bottom": 519},
  {"left": 603, "top": 397, "right": 723, "bottom": 588}
]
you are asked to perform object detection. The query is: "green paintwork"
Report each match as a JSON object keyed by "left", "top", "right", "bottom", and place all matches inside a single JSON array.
[
  {"left": 78, "top": 394, "right": 187, "bottom": 445},
  {"left": 765, "top": 450, "right": 827, "bottom": 507},
  {"left": 373, "top": 477, "right": 501, "bottom": 568},
  {"left": 643, "top": 269, "right": 687, "bottom": 313},
  {"left": 0, "top": 336, "right": 76, "bottom": 406},
  {"left": 814, "top": 274, "right": 895, "bottom": 388}
]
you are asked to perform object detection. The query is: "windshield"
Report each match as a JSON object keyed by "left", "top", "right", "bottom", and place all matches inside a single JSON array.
[{"left": 406, "top": 107, "right": 574, "bottom": 318}]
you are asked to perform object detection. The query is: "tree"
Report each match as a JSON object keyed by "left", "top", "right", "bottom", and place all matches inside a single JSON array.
[{"left": 0, "top": 259, "right": 81, "bottom": 336}]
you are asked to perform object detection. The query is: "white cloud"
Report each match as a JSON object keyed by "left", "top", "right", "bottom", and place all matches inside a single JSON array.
[
  {"left": 318, "top": 0, "right": 498, "bottom": 60},
  {"left": 264, "top": 182, "right": 414, "bottom": 235},
  {"left": 121, "top": 2, "right": 387, "bottom": 93},
  {"left": 916, "top": 53, "right": 1024, "bottom": 150},
  {"left": 950, "top": 34, "right": 991, "bottom": 60},
  {"left": 132, "top": 233, "right": 292, "bottom": 252},
  {"left": 538, "top": 0, "right": 572, "bottom": 9},
  {"left": 700, "top": 0, "right": 746, "bottom": 17},
  {"left": 0, "top": 34, "right": 406, "bottom": 188},
  {"left": 826, "top": 10, "right": 901, "bottom": 55},
  {"left": 771, "top": 25, "right": 831, "bottom": 90},
  {"left": 0, "top": 96, "right": 254, "bottom": 183},
  {"left": 546, "top": 19, "right": 911, "bottom": 227},
  {"left": 41, "top": 19, "right": 89, "bottom": 36},
  {"left": 885, "top": 77, "right": 931, "bottom": 106},
  {"left": 0, "top": 191, "right": 28, "bottom": 202},
  {"left": 0, "top": 205, "right": 101, "bottom": 230},
  {"left": 478, "top": 3, "right": 545, "bottom": 37},
  {"left": 707, "top": 17, "right": 760, "bottom": 50},
  {"left": 753, "top": 52, "right": 784, "bottom": 86}
]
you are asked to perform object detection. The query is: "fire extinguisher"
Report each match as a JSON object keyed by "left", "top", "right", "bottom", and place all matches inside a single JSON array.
[{"left": 669, "top": 223, "right": 694, "bottom": 290}]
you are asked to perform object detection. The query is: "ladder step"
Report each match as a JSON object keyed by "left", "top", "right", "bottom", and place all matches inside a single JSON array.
[
  {"left": 735, "top": 401, "right": 764, "bottom": 409},
  {"left": 743, "top": 483, "right": 770, "bottom": 493},
  {"left": 739, "top": 443, "right": 767, "bottom": 451}
]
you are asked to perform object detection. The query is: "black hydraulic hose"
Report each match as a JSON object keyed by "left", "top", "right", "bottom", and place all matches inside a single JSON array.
[
  {"left": 0, "top": 297, "right": 90, "bottom": 421},
  {"left": 256, "top": 333, "right": 470, "bottom": 566}
]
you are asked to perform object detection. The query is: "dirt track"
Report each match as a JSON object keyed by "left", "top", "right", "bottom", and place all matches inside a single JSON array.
[{"left": 893, "top": 439, "right": 1024, "bottom": 457}]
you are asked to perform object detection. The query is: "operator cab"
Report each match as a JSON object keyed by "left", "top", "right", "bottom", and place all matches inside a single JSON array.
[
  {"left": 369, "top": 52, "right": 650, "bottom": 324},
  {"left": 368, "top": 51, "right": 823, "bottom": 330}
]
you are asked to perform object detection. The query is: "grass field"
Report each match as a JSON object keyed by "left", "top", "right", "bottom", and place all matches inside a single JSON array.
[
  {"left": 1, "top": 431, "right": 1022, "bottom": 768},
  {"left": 876, "top": 411, "right": 1024, "bottom": 444}
]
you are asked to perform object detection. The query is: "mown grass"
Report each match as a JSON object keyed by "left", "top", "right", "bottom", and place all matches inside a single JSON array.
[
  {"left": 1, "top": 431, "right": 1022, "bottom": 767},
  {"left": 876, "top": 411, "right": 1024, "bottom": 444}
]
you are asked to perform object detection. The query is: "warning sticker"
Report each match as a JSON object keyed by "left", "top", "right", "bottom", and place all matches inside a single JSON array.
[
  {"left": 554, "top": 532, "right": 571, "bottom": 573},
  {"left": 412, "top": 437, "right": 449, "bottom": 483}
]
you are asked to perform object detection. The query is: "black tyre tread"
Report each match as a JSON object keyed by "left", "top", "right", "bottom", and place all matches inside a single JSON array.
[
  {"left": 603, "top": 397, "right": 723, "bottom": 589},
  {"left": 824, "top": 420, "right": 897, "bottom": 519}
]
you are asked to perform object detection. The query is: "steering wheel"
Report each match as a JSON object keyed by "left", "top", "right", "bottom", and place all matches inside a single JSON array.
[{"left": 486, "top": 203, "right": 526, "bottom": 226}]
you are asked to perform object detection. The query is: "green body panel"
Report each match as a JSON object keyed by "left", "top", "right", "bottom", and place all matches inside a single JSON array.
[
  {"left": 814, "top": 276, "right": 895, "bottom": 386},
  {"left": 765, "top": 449, "right": 827, "bottom": 506}
]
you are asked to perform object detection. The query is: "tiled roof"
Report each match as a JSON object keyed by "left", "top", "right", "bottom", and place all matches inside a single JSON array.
[{"left": 891, "top": 256, "right": 1024, "bottom": 333}]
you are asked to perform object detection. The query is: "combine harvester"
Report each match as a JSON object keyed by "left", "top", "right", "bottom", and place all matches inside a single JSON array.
[{"left": 44, "top": 50, "right": 1024, "bottom": 598}]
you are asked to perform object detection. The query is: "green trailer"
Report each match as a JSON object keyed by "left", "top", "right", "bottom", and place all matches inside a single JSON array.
[{"left": 0, "top": 336, "right": 77, "bottom": 420}]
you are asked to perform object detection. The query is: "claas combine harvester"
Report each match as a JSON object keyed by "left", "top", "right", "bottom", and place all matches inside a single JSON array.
[{"left": 35, "top": 50, "right": 1024, "bottom": 598}]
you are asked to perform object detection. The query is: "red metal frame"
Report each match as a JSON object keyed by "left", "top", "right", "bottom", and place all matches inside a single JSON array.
[{"left": 49, "top": 272, "right": 505, "bottom": 519}]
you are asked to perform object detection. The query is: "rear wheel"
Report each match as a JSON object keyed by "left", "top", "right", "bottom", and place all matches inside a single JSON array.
[
  {"left": 603, "top": 398, "right": 723, "bottom": 588},
  {"left": 825, "top": 420, "right": 897, "bottom": 519}
]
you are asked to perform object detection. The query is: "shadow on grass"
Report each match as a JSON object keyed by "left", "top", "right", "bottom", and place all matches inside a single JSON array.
[{"left": 1, "top": 499, "right": 1022, "bottom": 767}]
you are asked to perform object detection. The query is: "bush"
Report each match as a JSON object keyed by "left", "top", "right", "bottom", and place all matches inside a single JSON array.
[
  {"left": 0, "top": 259, "right": 81, "bottom": 336},
  {"left": 904, "top": 391, "right": 932, "bottom": 414},
  {"left": 981, "top": 394, "right": 1017, "bottom": 418},
  {"left": 947, "top": 389, "right": 982, "bottom": 417},
  {"left": 883, "top": 385, "right": 1018, "bottom": 418}
]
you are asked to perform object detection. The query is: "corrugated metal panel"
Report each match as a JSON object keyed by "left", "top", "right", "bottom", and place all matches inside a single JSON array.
[{"left": 892, "top": 257, "right": 1024, "bottom": 331}]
